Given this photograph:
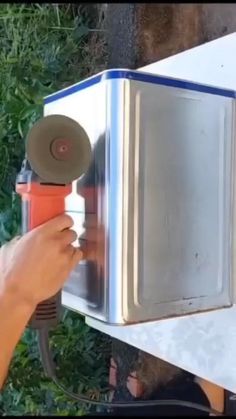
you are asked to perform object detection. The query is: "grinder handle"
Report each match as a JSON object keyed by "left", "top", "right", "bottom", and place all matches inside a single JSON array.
[{"left": 16, "top": 182, "right": 72, "bottom": 329}]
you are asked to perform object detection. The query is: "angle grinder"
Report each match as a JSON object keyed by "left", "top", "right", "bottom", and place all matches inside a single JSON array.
[
  {"left": 16, "top": 114, "right": 91, "bottom": 329},
  {"left": 14, "top": 116, "right": 223, "bottom": 417}
]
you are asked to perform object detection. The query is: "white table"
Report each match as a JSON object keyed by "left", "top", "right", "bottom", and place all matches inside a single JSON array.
[{"left": 86, "top": 33, "right": 236, "bottom": 393}]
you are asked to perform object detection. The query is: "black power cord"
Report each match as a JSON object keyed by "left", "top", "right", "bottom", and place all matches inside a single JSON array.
[{"left": 38, "top": 328, "right": 224, "bottom": 416}]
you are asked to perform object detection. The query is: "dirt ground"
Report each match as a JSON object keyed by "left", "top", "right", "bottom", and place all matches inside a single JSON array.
[{"left": 105, "top": 3, "right": 236, "bottom": 67}]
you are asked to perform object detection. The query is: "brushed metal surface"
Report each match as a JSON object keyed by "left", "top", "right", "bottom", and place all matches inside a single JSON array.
[{"left": 123, "top": 79, "right": 233, "bottom": 323}]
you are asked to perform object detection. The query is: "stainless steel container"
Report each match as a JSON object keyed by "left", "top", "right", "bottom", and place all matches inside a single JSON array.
[{"left": 44, "top": 69, "right": 236, "bottom": 324}]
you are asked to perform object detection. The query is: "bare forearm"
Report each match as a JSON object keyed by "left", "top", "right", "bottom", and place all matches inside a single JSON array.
[
  {"left": 0, "top": 286, "right": 35, "bottom": 389},
  {"left": 0, "top": 214, "right": 82, "bottom": 390}
]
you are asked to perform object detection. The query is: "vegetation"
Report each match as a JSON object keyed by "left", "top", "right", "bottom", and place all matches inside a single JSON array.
[{"left": 0, "top": 3, "right": 110, "bottom": 415}]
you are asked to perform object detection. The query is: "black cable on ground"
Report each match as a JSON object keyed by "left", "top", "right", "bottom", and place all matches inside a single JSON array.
[{"left": 37, "top": 328, "right": 224, "bottom": 416}]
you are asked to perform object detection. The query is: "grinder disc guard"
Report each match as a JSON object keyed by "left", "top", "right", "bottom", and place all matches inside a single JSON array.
[{"left": 26, "top": 115, "right": 92, "bottom": 184}]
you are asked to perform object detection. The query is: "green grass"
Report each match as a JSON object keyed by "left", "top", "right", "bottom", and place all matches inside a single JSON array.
[
  {"left": 0, "top": 3, "right": 110, "bottom": 415},
  {"left": 1, "top": 312, "right": 111, "bottom": 415}
]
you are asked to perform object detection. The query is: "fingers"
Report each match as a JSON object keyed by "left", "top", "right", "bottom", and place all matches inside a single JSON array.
[
  {"left": 72, "top": 247, "right": 84, "bottom": 265},
  {"left": 41, "top": 214, "right": 74, "bottom": 233},
  {"left": 60, "top": 229, "right": 78, "bottom": 245},
  {"left": 66, "top": 245, "right": 84, "bottom": 268},
  {"left": 80, "top": 228, "right": 97, "bottom": 243}
]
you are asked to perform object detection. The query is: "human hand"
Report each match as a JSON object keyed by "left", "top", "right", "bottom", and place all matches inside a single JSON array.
[{"left": 0, "top": 214, "right": 83, "bottom": 309}]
